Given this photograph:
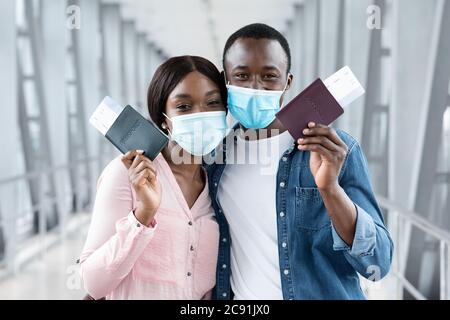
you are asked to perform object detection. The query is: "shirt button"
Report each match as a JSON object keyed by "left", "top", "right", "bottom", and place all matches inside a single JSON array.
[
  {"left": 190, "top": 245, "right": 194, "bottom": 251},
  {"left": 222, "top": 264, "right": 227, "bottom": 269},
  {"left": 214, "top": 182, "right": 218, "bottom": 187},
  {"left": 222, "top": 237, "right": 227, "bottom": 243},
  {"left": 282, "top": 157, "right": 288, "bottom": 162},
  {"left": 222, "top": 292, "right": 227, "bottom": 297},
  {"left": 188, "top": 221, "right": 193, "bottom": 226},
  {"left": 282, "top": 242, "right": 287, "bottom": 248},
  {"left": 279, "top": 181, "right": 286, "bottom": 188},
  {"left": 187, "top": 272, "right": 192, "bottom": 276},
  {"left": 279, "top": 211, "right": 285, "bottom": 218},
  {"left": 136, "top": 223, "right": 141, "bottom": 227},
  {"left": 284, "top": 269, "right": 290, "bottom": 276}
]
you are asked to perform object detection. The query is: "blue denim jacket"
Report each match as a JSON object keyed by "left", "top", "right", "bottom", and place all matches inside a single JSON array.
[{"left": 205, "top": 129, "right": 394, "bottom": 300}]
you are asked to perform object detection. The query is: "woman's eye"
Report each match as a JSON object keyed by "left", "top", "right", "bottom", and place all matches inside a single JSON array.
[
  {"left": 207, "top": 100, "right": 222, "bottom": 107},
  {"left": 176, "top": 104, "right": 191, "bottom": 111}
]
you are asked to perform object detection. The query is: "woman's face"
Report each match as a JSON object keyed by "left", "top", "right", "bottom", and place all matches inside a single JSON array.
[{"left": 163, "top": 71, "right": 226, "bottom": 132}]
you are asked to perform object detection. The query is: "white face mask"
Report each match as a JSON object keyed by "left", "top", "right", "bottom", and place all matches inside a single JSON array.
[{"left": 163, "top": 111, "right": 229, "bottom": 156}]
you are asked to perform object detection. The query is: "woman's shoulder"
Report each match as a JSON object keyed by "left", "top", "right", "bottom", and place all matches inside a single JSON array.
[{"left": 97, "top": 155, "right": 130, "bottom": 188}]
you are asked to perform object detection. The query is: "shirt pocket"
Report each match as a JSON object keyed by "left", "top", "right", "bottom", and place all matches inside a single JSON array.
[
  {"left": 193, "top": 217, "right": 219, "bottom": 297},
  {"left": 133, "top": 211, "right": 188, "bottom": 287},
  {"left": 295, "top": 187, "right": 331, "bottom": 231}
]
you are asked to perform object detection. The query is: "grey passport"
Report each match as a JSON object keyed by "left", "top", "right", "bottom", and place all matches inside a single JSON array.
[
  {"left": 105, "top": 105, "right": 169, "bottom": 160},
  {"left": 276, "top": 79, "right": 344, "bottom": 139}
]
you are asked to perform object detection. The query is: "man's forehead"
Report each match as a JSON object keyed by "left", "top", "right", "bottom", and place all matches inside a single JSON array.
[{"left": 224, "top": 38, "right": 288, "bottom": 71}]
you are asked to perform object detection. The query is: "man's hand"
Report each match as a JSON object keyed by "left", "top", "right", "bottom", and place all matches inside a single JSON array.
[
  {"left": 297, "top": 123, "right": 356, "bottom": 246},
  {"left": 297, "top": 122, "right": 348, "bottom": 191}
]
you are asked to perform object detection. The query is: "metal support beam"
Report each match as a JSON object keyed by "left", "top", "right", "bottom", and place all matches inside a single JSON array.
[
  {"left": 98, "top": 2, "right": 123, "bottom": 166},
  {"left": 78, "top": 0, "right": 101, "bottom": 182},
  {"left": 0, "top": 0, "right": 18, "bottom": 267},
  {"left": 122, "top": 21, "right": 139, "bottom": 110},
  {"left": 136, "top": 33, "right": 149, "bottom": 111},
  {"left": 361, "top": 0, "right": 390, "bottom": 197},
  {"left": 405, "top": 0, "right": 450, "bottom": 299},
  {"left": 66, "top": 0, "right": 93, "bottom": 213},
  {"left": 17, "top": 0, "right": 59, "bottom": 233}
]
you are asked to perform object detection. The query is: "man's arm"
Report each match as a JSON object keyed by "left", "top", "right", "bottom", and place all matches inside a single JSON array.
[
  {"left": 298, "top": 122, "right": 356, "bottom": 245},
  {"left": 298, "top": 123, "right": 394, "bottom": 279}
]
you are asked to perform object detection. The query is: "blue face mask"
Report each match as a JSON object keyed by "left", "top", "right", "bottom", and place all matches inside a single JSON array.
[
  {"left": 226, "top": 80, "right": 289, "bottom": 129},
  {"left": 163, "top": 111, "right": 228, "bottom": 156}
]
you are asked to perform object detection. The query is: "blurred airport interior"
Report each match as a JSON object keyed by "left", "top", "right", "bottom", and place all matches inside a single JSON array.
[{"left": 0, "top": 0, "right": 449, "bottom": 300}]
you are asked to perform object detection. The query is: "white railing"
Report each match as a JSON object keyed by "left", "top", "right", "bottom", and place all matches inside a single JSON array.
[
  {"left": 377, "top": 196, "right": 450, "bottom": 300},
  {"left": 0, "top": 157, "right": 98, "bottom": 275}
]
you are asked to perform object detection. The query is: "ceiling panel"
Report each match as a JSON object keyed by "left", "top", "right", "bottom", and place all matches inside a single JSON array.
[{"left": 117, "top": 0, "right": 303, "bottom": 66}]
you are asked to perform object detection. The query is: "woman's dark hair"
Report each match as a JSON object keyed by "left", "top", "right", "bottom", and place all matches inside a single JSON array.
[{"left": 147, "top": 56, "right": 227, "bottom": 130}]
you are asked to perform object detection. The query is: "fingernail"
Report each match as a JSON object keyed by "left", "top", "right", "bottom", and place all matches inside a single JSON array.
[
  {"left": 309, "top": 122, "right": 316, "bottom": 128},
  {"left": 136, "top": 150, "right": 144, "bottom": 154},
  {"left": 303, "top": 129, "right": 309, "bottom": 135}
]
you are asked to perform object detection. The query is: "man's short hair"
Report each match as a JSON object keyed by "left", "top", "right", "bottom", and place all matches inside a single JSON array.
[{"left": 223, "top": 23, "right": 291, "bottom": 73}]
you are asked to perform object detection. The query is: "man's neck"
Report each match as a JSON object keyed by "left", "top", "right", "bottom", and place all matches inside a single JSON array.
[{"left": 239, "top": 118, "right": 287, "bottom": 141}]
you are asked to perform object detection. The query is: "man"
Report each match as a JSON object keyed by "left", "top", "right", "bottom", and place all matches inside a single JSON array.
[{"left": 207, "top": 23, "right": 393, "bottom": 300}]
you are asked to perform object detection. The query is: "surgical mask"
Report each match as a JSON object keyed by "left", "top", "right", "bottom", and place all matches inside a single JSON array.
[
  {"left": 163, "top": 111, "right": 228, "bottom": 156},
  {"left": 226, "top": 78, "right": 289, "bottom": 129}
]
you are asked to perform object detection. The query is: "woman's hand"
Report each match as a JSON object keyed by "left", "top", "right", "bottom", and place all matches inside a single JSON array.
[{"left": 121, "top": 150, "right": 162, "bottom": 226}]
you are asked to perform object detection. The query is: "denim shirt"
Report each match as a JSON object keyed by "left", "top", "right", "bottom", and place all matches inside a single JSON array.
[{"left": 205, "top": 129, "right": 394, "bottom": 300}]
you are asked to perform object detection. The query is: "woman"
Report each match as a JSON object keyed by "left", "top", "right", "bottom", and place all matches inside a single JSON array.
[{"left": 79, "top": 56, "right": 228, "bottom": 300}]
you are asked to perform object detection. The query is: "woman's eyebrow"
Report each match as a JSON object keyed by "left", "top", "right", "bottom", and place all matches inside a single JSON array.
[
  {"left": 172, "top": 93, "right": 192, "bottom": 99},
  {"left": 205, "top": 90, "right": 220, "bottom": 97}
]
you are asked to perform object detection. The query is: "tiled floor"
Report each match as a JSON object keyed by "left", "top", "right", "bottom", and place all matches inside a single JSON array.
[
  {"left": 0, "top": 216, "right": 89, "bottom": 300},
  {"left": 0, "top": 212, "right": 397, "bottom": 300}
]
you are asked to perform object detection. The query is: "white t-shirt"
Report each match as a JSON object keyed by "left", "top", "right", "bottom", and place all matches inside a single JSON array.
[{"left": 217, "top": 130, "right": 294, "bottom": 300}]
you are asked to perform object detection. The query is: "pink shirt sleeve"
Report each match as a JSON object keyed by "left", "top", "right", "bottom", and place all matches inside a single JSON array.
[{"left": 79, "top": 158, "right": 157, "bottom": 299}]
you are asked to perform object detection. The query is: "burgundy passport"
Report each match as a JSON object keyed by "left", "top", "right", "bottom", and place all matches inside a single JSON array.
[{"left": 276, "top": 79, "right": 344, "bottom": 139}]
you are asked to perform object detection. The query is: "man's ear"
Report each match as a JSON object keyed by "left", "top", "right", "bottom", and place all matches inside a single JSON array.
[
  {"left": 280, "top": 73, "right": 294, "bottom": 108},
  {"left": 286, "top": 73, "right": 294, "bottom": 91}
]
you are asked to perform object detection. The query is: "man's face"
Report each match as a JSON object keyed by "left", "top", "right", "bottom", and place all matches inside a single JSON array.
[{"left": 224, "top": 38, "right": 292, "bottom": 92}]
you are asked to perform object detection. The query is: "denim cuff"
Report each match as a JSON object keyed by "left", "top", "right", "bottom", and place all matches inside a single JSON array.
[{"left": 332, "top": 204, "right": 376, "bottom": 257}]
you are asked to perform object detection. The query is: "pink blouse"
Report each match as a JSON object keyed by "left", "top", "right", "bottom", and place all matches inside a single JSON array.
[{"left": 79, "top": 154, "right": 219, "bottom": 300}]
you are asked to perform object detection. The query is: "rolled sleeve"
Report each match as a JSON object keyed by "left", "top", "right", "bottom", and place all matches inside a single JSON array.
[
  {"left": 332, "top": 203, "right": 376, "bottom": 257},
  {"left": 128, "top": 211, "right": 158, "bottom": 235}
]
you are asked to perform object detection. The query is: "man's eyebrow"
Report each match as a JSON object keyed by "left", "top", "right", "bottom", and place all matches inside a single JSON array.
[
  {"left": 232, "top": 65, "right": 249, "bottom": 70},
  {"left": 262, "top": 65, "right": 281, "bottom": 71}
]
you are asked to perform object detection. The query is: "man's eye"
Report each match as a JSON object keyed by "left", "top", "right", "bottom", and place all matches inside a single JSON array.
[
  {"left": 235, "top": 74, "right": 248, "bottom": 80},
  {"left": 263, "top": 74, "right": 278, "bottom": 80}
]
